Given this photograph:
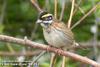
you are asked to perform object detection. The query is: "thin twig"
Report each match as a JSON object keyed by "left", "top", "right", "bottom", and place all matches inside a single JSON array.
[
  {"left": 72, "top": 0, "right": 82, "bottom": 16},
  {"left": 50, "top": 53, "right": 57, "bottom": 67},
  {"left": 0, "top": 0, "right": 7, "bottom": 24},
  {"left": 28, "top": 51, "right": 46, "bottom": 67},
  {"left": 71, "top": 2, "right": 100, "bottom": 29},
  {"left": 73, "top": 0, "right": 85, "bottom": 15},
  {"left": 6, "top": 43, "right": 15, "bottom": 53},
  {"left": 62, "top": 56, "right": 66, "bottom": 67},
  {"left": 74, "top": 3, "right": 85, "bottom": 15},
  {"left": 59, "top": 0, "right": 66, "bottom": 21},
  {"left": 54, "top": 0, "right": 58, "bottom": 19},
  {"left": 67, "top": 0, "right": 75, "bottom": 28},
  {"left": 31, "top": 23, "right": 38, "bottom": 40},
  {"left": 30, "top": 0, "right": 42, "bottom": 12},
  {"left": 45, "top": 0, "right": 50, "bottom": 11},
  {"left": 91, "top": 0, "right": 98, "bottom": 61},
  {"left": 61, "top": 48, "right": 67, "bottom": 67},
  {"left": 0, "top": 35, "right": 100, "bottom": 67}
]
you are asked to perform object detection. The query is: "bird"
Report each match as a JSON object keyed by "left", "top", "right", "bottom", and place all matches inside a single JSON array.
[
  {"left": 37, "top": 11, "right": 76, "bottom": 48},
  {"left": 36, "top": 11, "right": 77, "bottom": 67}
]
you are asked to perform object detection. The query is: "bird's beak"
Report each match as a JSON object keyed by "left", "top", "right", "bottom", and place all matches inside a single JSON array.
[{"left": 36, "top": 19, "right": 42, "bottom": 23}]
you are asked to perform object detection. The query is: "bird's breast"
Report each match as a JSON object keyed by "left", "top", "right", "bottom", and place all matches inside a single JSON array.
[{"left": 43, "top": 27, "right": 73, "bottom": 48}]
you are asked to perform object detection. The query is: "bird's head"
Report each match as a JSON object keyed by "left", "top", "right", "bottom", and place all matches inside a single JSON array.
[{"left": 36, "top": 11, "right": 53, "bottom": 28}]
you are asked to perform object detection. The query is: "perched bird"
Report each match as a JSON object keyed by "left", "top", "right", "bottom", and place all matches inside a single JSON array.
[
  {"left": 37, "top": 11, "right": 75, "bottom": 48},
  {"left": 36, "top": 11, "right": 77, "bottom": 67}
]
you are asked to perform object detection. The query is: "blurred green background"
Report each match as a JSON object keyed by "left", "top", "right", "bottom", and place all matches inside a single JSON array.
[{"left": 0, "top": 0, "right": 100, "bottom": 67}]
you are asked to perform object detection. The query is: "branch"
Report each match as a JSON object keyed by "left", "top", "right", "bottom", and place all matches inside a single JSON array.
[
  {"left": 0, "top": 35, "right": 100, "bottom": 66},
  {"left": 71, "top": 2, "right": 100, "bottom": 29},
  {"left": 0, "top": 42, "right": 100, "bottom": 56}
]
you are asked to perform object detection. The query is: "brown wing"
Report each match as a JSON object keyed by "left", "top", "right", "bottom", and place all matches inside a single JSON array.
[{"left": 52, "top": 21, "right": 74, "bottom": 42}]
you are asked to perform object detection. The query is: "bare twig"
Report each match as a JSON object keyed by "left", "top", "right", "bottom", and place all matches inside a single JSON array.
[
  {"left": 74, "top": 3, "right": 85, "bottom": 15},
  {"left": 54, "top": 0, "right": 58, "bottom": 19},
  {"left": 91, "top": 0, "right": 99, "bottom": 61},
  {"left": 62, "top": 48, "right": 67, "bottom": 67},
  {"left": 0, "top": 51, "right": 41, "bottom": 56},
  {"left": 50, "top": 53, "right": 56, "bottom": 67},
  {"left": 30, "top": 0, "right": 42, "bottom": 12},
  {"left": 71, "top": 2, "right": 100, "bottom": 29},
  {"left": 0, "top": 35, "right": 100, "bottom": 66},
  {"left": 72, "top": 0, "right": 85, "bottom": 16},
  {"left": 28, "top": 51, "right": 46, "bottom": 67},
  {"left": 67, "top": 0, "right": 75, "bottom": 28},
  {"left": 31, "top": 23, "right": 38, "bottom": 40},
  {"left": 62, "top": 56, "right": 66, "bottom": 67},
  {"left": 6, "top": 43, "right": 15, "bottom": 53},
  {"left": 0, "top": 0, "right": 7, "bottom": 24},
  {"left": 59, "top": 0, "right": 66, "bottom": 21},
  {"left": 45, "top": 0, "right": 50, "bottom": 11}
]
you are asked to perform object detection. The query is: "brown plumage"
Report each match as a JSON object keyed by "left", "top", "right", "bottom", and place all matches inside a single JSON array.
[
  {"left": 37, "top": 11, "right": 75, "bottom": 48},
  {"left": 43, "top": 20, "right": 74, "bottom": 48}
]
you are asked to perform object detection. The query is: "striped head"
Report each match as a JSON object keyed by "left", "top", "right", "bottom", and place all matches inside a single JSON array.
[{"left": 36, "top": 11, "right": 53, "bottom": 28}]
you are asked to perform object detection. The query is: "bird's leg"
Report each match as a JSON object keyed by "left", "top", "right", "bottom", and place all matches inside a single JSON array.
[{"left": 50, "top": 53, "right": 57, "bottom": 67}]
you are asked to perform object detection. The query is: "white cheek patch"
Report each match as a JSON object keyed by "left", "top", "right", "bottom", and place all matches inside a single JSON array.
[
  {"left": 43, "top": 20, "right": 53, "bottom": 24},
  {"left": 40, "top": 20, "right": 53, "bottom": 28}
]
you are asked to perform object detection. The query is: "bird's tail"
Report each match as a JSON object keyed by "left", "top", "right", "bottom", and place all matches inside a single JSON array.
[{"left": 74, "top": 42, "right": 88, "bottom": 50}]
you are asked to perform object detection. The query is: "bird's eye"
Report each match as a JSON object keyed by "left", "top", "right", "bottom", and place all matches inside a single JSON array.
[{"left": 48, "top": 16, "right": 52, "bottom": 20}]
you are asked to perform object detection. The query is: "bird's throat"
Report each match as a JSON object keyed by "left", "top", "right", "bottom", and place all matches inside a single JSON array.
[{"left": 41, "top": 23, "right": 51, "bottom": 29}]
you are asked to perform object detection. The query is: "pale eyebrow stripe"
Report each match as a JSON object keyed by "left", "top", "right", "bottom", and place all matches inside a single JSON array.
[{"left": 42, "top": 14, "right": 52, "bottom": 18}]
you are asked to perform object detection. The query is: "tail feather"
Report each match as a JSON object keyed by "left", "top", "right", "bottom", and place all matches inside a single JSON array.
[{"left": 74, "top": 42, "right": 88, "bottom": 50}]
